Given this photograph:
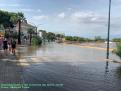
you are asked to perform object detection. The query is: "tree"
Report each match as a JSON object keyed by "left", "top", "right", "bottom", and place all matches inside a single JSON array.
[
  {"left": 0, "top": 10, "right": 14, "bottom": 34},
  {"left": 56, "top": 34, "right": 64, "bottom": 38},
  {"left": 17, "top": 12, "right": 25, "bottom": 44},
  {"left": 94, "top": 36, "right": 105, "bottom": 42},
  {"left": 12, "top": 32, "right": 18, "bottom": 39},
  {"left": 27, "top": 28, "right": 35, "bottom": 45},
  {"left": 32, "top": 36, "right": 42, "bottom": 46},
  {"left": 0, "top": 11, "right": 14, "bottom": 38},
  {"left": 0, "top": 11, "right": 20, "bottom": 30},
  {"left": 46, "top": 32, "right": 56, "bottom": 42},
  {"left": 112, "top": 38, "right": 121, "bottom": 42},
  {"left": 56, "top": 34, "right": 64, "bottom": 40},
  {"left": 0, "top": 10, "right": 25, "bottom": 42}
]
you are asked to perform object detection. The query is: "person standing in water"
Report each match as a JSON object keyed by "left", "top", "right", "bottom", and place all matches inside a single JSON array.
[
  {"left": 3, "top": 38, "right": 8, "bottom": 55},
  {"left": 0, "top": 35, "right": 4, "bottom": 56},
  {"left": 11, "top": 39, "right": 16, "bottom": 55},
  {"left": 0, "top": 35, "right": 3, "bottom": 50}
]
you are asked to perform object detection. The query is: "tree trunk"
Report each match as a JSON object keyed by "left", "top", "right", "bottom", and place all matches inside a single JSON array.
[
  {"left": 18, "top": 19, "right": 21, "bottom": 44},
  {"left": 30, "top": 34, "right": 32, "bottom": 45}
]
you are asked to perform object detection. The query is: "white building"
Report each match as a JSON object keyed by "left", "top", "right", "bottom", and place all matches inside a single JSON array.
[
  {"left": 38, "top": 31, "right": 42, "bottom": 37},
  {"left": 15, "top": 21, "right": 37, "bottom": 37}
]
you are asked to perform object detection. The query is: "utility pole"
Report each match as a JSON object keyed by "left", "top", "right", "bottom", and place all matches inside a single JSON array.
[
  {"left": 18, "top": 19, "right": 21, "bottom": 44},
  {"left": 106, "top": 0, "right": 111, "bottom": 59}
]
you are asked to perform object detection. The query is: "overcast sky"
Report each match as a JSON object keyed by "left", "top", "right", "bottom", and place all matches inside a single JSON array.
[{"left": 0, "top": 0, "right": 121, "bottom": 38}]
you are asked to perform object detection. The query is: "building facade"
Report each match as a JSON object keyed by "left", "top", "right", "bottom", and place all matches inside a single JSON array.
[{"left": 15, "top": 21, "right": 37, "bottom": 37}]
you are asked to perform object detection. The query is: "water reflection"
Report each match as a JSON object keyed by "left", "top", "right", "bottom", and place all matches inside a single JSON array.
[
  {"left": 16, "top": 46, "right": 39, "bottom": 59},
  {"left": 16, "top": 43, "right": 121, "bottom": 91},
  {"left": 116, "top": 66, "right": 121, "bottom": 79},
  {"left": 105, "top": 61, "right": 109, "bottom": 73}
]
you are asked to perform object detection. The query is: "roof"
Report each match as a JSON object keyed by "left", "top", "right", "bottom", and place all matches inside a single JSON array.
[{"left": 16, "top": 22, "right": 36, "bottom": 29}]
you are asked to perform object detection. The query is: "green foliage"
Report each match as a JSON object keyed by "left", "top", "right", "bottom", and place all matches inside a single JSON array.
[
  {"left": 4, "top": 32, "right": 9, "bottom": 38},
  {"left": 4, "top": 31, "right": 18, "bottom": 39},
  {"left": 0, "top": 10, "right": 25, "bottom": 41},
  {"left": 65, "top": 36, "right": 92, "bottom": 42},
  {"left": 94, "top": 36, "right": 105, "bottom": 42},
  {"left": 65, "top": 36, "right": 73, "bottom": 41},
  {"left": 32, "top": 36, "right": 42, "bottom": 45},
  {"left": 84, "top": 38, "right": 93, "bottom": 42},
  {"left": 46, "top": 32, "right": 56, "bottom": 41},
  {"left": 17, "top": 12, "right": 25, "bottom": 20},
  {"left": 27, "top": 28, "right": 35, "bottom": 45},
  {"left": 38, "top": 30, "right": 64, "bottom": 42},
  {"left": 114, "top": 42, "right": 121, "bottom": 59},
  {"left": 56, "top": 34, "right": 64, "bottom": 38},
  {"left": 0, "top": 24, "right": 4, "bottom": 30},
  {"left": 27, "top": 28, "right": 35, "bottom": 34},
  {"left": 12, "top": 32, "right": 18, "bottom": 39},
  {"left": 0, "top": 10, "right": 25, "bottom": 29},
  {"left": 112, "top": 38, "right": 121, "bottom": 42}
]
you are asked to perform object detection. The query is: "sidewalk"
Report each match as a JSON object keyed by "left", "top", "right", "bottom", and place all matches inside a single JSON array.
[{"left": 0, "top": 50, "right": 27, "bottom": 91}]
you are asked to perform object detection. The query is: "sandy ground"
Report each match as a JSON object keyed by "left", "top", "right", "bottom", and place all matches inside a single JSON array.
[{"left": 63, "top": 42, "right": 114, "bottom": 51}]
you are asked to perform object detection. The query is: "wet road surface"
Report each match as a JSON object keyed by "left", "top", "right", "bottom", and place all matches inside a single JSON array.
[{"left": 17, "top": 43, "right": 121, "bottom": 91}]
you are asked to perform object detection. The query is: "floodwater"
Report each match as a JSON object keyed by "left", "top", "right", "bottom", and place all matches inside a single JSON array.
[{"left": 18, "top": 42, "right": 121, "bottom": 91}]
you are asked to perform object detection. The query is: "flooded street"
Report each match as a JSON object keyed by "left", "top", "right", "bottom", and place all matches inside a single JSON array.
[{"left": 17, "top": 43, "right": 121, "bottom": 91}]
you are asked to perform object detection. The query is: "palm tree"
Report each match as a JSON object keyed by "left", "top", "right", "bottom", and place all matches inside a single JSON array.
[
  {"left": 27, "top": 28, "right": 34, "bottom": 45},
  {"left": 17, "top": 12, "right": 25, "bottom": 44},
  {"left": 0, "top": 10, "right": 18, "bottom": 38},
  {"left": 0, "top": 10, "right": 25, "bottom": 40}
]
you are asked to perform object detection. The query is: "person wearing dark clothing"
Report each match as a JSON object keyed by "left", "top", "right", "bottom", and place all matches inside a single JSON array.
[
  {"left": 11, "top": 40, "right": 16, "bottom": 55},
  {"left": 3, "top": 38, "right": 8, "bottom": 55}
]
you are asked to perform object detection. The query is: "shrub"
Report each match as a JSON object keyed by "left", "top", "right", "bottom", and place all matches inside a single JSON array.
[
  {"left": 32, "top": 36, "right": 42, "bottom": 46},
  {"left": 114, "top": 42, "right": 121, "bottom": 59},
  {"left": 94, "top": 36, "right": 105, "bottom": 42},
  {"left": 113, "top": 38, "right": 121, "bottom": 42},
  {"left": 65, "top": 36, "right": 73, "bottom": 41},
  {"left": 12, "top": 32, "right": 18, "bottom": 39}
]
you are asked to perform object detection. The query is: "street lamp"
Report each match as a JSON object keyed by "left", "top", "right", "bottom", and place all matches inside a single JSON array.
[
  {"left": 28, "top": 22, "right": 42, "bottom": 35},
  {"left": 106, "top": 0, "right": 111, "bottom": 59},
  {"left": 35, "top": 24, "right": 42, "bottom": 35}
]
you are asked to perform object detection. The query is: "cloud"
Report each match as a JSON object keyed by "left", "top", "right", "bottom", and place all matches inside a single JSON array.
[
  {"left": 116, "top": 0, "right": 121, "bottom": 3},
  {"left": 19, "top": 8, "right": 34, "bottom": 12},
  {"left": 0, "top": 8, "right": 42, "bottom": 13},
  {"left": 0, "top": 8, "right": 33, "bottom": 12},
  {"left": 32, "top": 15, "right": 48, "bottom": 21},
  {"left": 0, "top": 4, "right": 20, "bottom": 7},
  {"left": 30, "top": 10, "right": 121, "bottom": 38},
  {"left": 58, "top": 12, "right": 65, "bottom": 18},
  {"left": 67, "top": 8, "right": 72, "bottom": 11},
  {"left": 37, "top": 9, "right": 42, "bottom": 12},
  {"left": 70, "top": 11, "right": 106, "bottom": 25},
  {"left": 69, "top": 11, "right": 121, "bottom": 31},
  {"left": 19, "top": 9, "right": 42, "bottom": 12}
]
